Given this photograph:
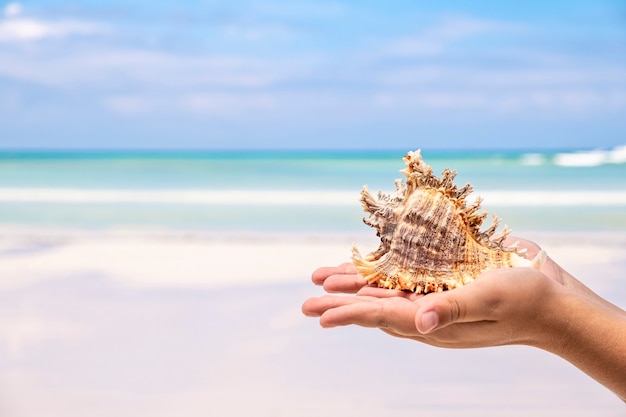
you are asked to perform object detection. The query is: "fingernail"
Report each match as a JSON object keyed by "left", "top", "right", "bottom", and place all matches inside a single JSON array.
[{"left": 419, "top": 311, "right": 439, "bottom": 334}]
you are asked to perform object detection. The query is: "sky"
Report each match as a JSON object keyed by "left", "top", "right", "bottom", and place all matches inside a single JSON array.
[{"left": 0, "top": 0, "right": 625, "bottom": 150}]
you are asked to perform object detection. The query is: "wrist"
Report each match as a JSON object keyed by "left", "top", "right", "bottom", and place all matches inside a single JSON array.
[
  {"left": 531, "top": 281, "right": 626, "bottom": 400},
  {"left": 527, "top": 280, "right": 576, "bottom": 352}
]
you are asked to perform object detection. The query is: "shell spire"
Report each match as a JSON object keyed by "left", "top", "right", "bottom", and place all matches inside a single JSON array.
[{"left": 351, "top": 149, "right": 546, "bottom": 294}]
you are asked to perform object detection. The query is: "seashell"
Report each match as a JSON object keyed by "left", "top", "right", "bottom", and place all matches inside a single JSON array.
[{"left": 352, "top": 150, "right": 546, "bottom": 294}]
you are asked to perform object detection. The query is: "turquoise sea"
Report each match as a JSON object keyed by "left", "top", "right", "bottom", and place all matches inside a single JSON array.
[{"left": 1, "top": 147, "right": 625, "bottom": 233}]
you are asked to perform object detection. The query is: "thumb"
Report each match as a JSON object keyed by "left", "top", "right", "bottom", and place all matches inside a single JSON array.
[
  {"left": 414, "top": 293, "right": 464, "bottom": 334},
  {"left": 416, "top": 308, "right": 442, "bottom": 334},
  {"left": 414, "top": 278, "right": 499, "bottom": 334}
]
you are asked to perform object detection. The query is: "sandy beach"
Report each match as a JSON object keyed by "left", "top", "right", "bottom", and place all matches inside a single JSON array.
[{"left": 0, "top": 227, "right": 625, "bottom": 416}]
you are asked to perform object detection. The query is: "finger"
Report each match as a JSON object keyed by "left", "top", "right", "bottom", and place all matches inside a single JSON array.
[
  {"left": 311, "top": 262, "right": 357, "bottom": 286},
  {"left": 356, "top": 286, "right": 422, "bottom": 300},
  {"left": 323, "top": 273, "right": 367, "bottom": 294},
  {"left": 504, "top": 237, "right": 561, "bottom": 283},
  {"left": 301, "top": 294, "right": 369, "bottom": 318},
  {"left": 503, "top": 236, "right": 542, "bottom": 260},
  {"left": 321, "top": 297, "right": 419, "bottom": 336}
]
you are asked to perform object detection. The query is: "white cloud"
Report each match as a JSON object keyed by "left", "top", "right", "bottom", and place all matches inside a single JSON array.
[
  {"left": 0, "top": 47, "right": 279, "bottom": 89},
  {"left": 104, "top": 95, "right": 158, "bottom": 115},
  {"left": 371, "top": 87, "right": 626, "bottom": 114},
  {"left": 385, "top": 15, "right": 522, "bottom": 57},
  {"left": 373, "top": 91, "right": 488, "bottom": 111},
  {"left": 221, "top": 22, "right": 295, "bottom": 42},
  {"left": 0, "top": 5, "right": 623, "bottom": 127},
  {"left": 0, "top": 18, "right": 104, "bottom": 42},
  {"left": 379, "top": 66, "right": 626, "bottom": 89},
  {"left": 426, "top": 15, "right": 519, "bottom": 39},
  {"left": 0, "top": 3, "right": 106, "bottom": 43},
  {"left": 372, "top": 16, "right": 626, "bottom": 117},
  {"left": 104, "top": 92, "right": 278, "bottom": 117},
  {"left": 373, "top": 55, "right": 626, "bottom": 114},
  {"left": 181, "top": 92, "right": 276, "bottom": 114},
  {"left": 250, "top": 1, "right": 347, "bottom": 20},
  {"left": 3, "top": 2, "right": 22, "bottom": 18}
]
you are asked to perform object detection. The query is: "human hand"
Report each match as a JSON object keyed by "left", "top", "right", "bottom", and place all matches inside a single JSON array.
[
  {"left": 302, "top": 238, "right": 579, "bottom": 349},
  {"left": 304, "top": 264, "right": 561, "bottom": 348}
]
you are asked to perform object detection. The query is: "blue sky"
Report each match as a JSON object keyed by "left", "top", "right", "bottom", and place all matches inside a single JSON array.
[{"left": 0, "top": 0, "right": 625, "bottom": 150}]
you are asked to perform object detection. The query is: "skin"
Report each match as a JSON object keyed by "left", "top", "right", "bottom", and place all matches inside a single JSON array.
[{"left": 301, "top": 238, "right": 626, "bottom": 402}]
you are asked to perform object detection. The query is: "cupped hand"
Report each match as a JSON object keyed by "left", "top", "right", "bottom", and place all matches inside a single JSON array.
[
  {"left": 303, "top": 265, "right": 560, "bottom": 349},
  {"left": 302, "top": 238, "right": 569, "bottom": 349}
]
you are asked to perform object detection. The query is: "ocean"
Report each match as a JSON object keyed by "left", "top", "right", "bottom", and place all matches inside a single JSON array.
[{"left": 1, "top": 147, "right": 625, "bottom": 233}]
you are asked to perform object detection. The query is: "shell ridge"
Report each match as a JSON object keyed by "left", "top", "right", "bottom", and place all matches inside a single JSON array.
[{"left": 352, "top": 149, "right": 543, "bottom": 294}]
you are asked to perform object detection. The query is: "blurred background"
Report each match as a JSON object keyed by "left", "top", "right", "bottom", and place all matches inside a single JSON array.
[{"left": 1, "top": 1, "right": 626, "bottom": 416}]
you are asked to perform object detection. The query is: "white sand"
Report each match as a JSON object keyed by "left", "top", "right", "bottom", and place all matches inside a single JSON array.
[
  {"left": 1, "top": 227, "right": 625, "bottom": 417},
  {"left": 0, "top": 229, "right": 377, "bottom": 290}
]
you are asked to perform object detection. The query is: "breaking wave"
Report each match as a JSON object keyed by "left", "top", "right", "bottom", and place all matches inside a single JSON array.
[{"left": 552, "top": 144, "right": 626, "bottom": 167}]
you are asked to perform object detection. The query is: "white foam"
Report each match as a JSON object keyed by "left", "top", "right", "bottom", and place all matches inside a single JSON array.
[
  {"left": 553, "top": 149, "right": 606, "bottom": 167},
  {"left": 520, "top": 153, "right": 546, "bottom": 166},
  {"left": 553, "top": 144, "right": 626, "bottom": 167},
  {"left": 0, "top": 188, "right": 357, "bottom": 205},
  {"left": 606, "top": 144, "right": 626, "bottom": 164},
  {"left": 0, "top": 188, "right": 626, "bottom": 206},
  {"left": 479, "top": 190, "right": 626, "bottom": 206}
]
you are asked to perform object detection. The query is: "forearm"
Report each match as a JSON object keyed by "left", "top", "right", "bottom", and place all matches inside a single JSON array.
[
  {"left": 536, "top": 284, "right": 626, "bottom": 401},
  {"left": 551, "top": 260, "right": 623, "bottom": 312}
]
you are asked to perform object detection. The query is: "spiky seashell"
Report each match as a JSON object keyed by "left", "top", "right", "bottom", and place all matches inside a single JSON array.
[{"left": 352, "top": 149, "right": 546, "bottom": 294}]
